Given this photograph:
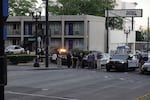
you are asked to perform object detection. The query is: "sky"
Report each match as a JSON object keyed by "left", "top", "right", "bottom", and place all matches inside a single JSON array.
[
  {"left": 37, "top": 0, "right": 149, "bottom": 30},
  {"left": 122, "top": 0, "right": 150, "bottom": 30}
]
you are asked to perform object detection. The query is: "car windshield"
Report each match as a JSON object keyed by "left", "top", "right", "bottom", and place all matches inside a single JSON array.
[
  {"left": 146, "top": 59, "right": 150, "bottom": 63},
  {"left": 111, "top": 55, "right": 128, "bottom": 60},
  {"left": 6, "top": 45, "right": 15, "bottom": 49}
]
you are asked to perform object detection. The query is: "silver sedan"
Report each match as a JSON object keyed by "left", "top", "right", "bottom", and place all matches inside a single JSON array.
[{"left": 140, "top": 59, "right": 150, "bottom": 74}]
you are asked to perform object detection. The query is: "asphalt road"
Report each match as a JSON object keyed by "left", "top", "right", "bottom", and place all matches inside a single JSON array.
[{"left": 5, "top": 64, "right": 150, "bottom": 100}]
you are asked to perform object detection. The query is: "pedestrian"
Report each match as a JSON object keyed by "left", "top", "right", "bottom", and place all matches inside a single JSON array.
[
  {"left": 67, "top": 52, "right": 72, "bottom": 68},
  {"left": 93, "top": 53, "right": 97, "bottom": 69},
  {"left": 87, "top": 54, "right": 95, "bottom": 69},
  {"left": 57, "top": 53, "right": 62, "bottom": 68},
  {"left": 138, "top": 53, "right": 144, "bottom": 68},
  {"left": 40, "top": 48, "right": 45, "bottom": 62},
  {"left": 72, "top": 52, "right": 78, "bottom": 68},
  {"left": 78, "top": 52, "right": 84, "bottom": 68}
]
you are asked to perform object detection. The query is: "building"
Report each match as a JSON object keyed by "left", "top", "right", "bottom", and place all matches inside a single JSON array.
[
  {"left": 108, "top": 0, "right": 138, "bottom": 53},
  {"left": 6, "top": 15, "right": 106, "bottom": 52}
]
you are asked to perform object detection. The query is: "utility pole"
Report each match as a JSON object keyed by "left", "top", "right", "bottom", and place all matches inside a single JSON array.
[
  {"left": 0, "top": 0, "right": 8, "bottom": 100},
  {"left": 147, "top": 17, "right": 149, "bottom": 52},
  {"left": 106, "top": 0, "right": 109, "bottom": 53},
  {"left": 45, "top": 0, "right": 49, "bottom": 67}
]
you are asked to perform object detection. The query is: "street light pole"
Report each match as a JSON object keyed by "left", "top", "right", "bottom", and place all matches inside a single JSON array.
[
  {"left": 106, "top": 0, "right": 109, "bottom": 53},
  {"left": 147, "top": 17, "right": 149, "bottom": 52},
  {"left": 32, "top": 11, "right": 41, "bottom": 67},
  {"left": 45, "top": 0, "right": 49, "bottom": 67},
  {"left": 0, "top": 0, "right": 8, "bottom": 100},
  {"left": 124, "top": 28, "right": 130, "bottom": 46}
]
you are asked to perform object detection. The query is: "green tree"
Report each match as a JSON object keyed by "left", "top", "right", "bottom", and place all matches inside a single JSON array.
[
  {"left": 136, "top": 31, "right": 144, "bottom": 41},
  {"left": 136, "top": 26, "right": 150, "bottom": 41},
  {"left": 48, "top": 0, "right": 123, "bottom": 29},
  {"left": 48, "top": 0, "right": 116, "bottom": 16},
  {"left": 9, "top": 0, "right": 38, "bottom": 16},
  {"left": 108, "top": 17, "right": 123, "bottom": 30}
]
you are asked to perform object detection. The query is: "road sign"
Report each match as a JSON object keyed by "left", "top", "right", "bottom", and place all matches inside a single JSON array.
[
  {"left": 3, "top": 0, "right": 8, "bottom": 17},
  {"left": 105, "top": 9, "right": 143, "bottom": 17}
]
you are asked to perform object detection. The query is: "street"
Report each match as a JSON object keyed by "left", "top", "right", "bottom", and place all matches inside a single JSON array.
[{"left": 5, "top": 64, "right": 150, "bottom": 100}]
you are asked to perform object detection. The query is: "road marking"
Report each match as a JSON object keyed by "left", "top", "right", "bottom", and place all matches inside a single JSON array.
[
  {"left": 104, "top": 76, "right": 109, "bottom": 78},
  {"left": 119, "top": 78, "right": 125, "bottom": 80},
  {"left": 41, "top": 88, "right": 49, "bottom": 91},
  {"left": 6, "top": 91, "right": 79, "bottom": 100}
]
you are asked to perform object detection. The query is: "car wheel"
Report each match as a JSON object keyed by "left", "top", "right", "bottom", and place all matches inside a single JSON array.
[
  {"left": 20, "top": 51, "right": 23, "bottom": 54},
  {"left": 140, "top": 70, "right": 144, "bottom": 74},
  {"left": 131, "top": 68, "right": 136, "bottom": 71},
  {"left": 124, "top": 65, "right": 128, "bottom": 72}
]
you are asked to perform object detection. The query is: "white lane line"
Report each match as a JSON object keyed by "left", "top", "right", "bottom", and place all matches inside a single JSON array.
[
  {"left": 6, "top": 91, "right": 79, "bottom": 100},
  {"left": 104, "top": 76, "right": 109, "bottom": 79},
  {"left": 41, "top": 88, "right": 49, "bottom": 91},
  {"left": 119, "top": 78, "right": 125, "bottom": 80}
]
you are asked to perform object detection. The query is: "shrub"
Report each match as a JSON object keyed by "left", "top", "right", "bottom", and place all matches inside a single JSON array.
[
  {"left": 7, "top": 54, "right": 36, "bottom": 64},
  {"left": 71, "top": 48, "right": 91, "bottom": 55}
]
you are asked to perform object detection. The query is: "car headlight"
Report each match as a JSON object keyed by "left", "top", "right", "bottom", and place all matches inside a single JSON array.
[
  {"left": 106, "top": 60, "right": 109, "bottom": 63},
  {"left": 121, "top": 61, "right": 125, "bottom": 64}
]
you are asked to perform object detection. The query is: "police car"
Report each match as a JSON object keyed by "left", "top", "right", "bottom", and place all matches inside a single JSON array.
[{"left": 106, "top": 54, "right": 139, "bottom": 72}]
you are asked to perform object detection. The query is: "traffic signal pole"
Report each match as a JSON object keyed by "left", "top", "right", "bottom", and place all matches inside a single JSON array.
[{"left": 0, "top": 0, "right": 8, "bottom": 100}]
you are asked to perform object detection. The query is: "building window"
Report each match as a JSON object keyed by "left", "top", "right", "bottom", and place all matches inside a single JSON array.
[
  {"left": 50, "top": 22, "right": 61, "bottom": 35},
  {"left": 28, "top": 23, "right": 32, "bottom": 35},
  {"left": 13, "top": 24, "right": 17, "bottom": 30},
  {"left": 38, "top": 24, "right": 42, "bottom": 29},
  {"left": 69, "top": 23, "right": 73, "bottom": 35},
  {"left": 65, "top": 22, "right": 84, "bottom": 35},
  {"left": 13, "top": 24, "right": 19, "bottom": 30}
]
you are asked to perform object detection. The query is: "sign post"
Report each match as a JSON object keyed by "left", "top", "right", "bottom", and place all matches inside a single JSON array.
[
  {"left": 105, "top": 9, "right": 142, "bottom": 30},
  {"left": 105, "top": 9, "right": 142, "bottom": 52},
  {"left": 105, "top": 9, "right": 143, "bottom": 17},
  {"left": 0, "top": 0, "right": 8, "bottom": 100}
]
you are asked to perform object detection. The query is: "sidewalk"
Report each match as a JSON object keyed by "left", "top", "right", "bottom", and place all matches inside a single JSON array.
[{"left": 15, "top": 61, "right": 68, "bottom": 70}]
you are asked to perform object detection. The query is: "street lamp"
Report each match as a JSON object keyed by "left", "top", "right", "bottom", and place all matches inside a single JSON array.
[
  {"left": 31, "top": 9, "right": 41, "bottom": 67},
  {"left": 124, "top": 27, "right": 130, "bottom": 46}
]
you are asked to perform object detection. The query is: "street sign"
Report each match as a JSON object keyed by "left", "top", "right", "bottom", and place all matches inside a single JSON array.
[
  {"left": 3, "top": 0, "right": 8, "bottom": 17},
  {"left": 105, "top": 9, "right": 143, "bottom": 17},
  {"left": 28, "top": 37, "right": 36, "bottom": 42}
]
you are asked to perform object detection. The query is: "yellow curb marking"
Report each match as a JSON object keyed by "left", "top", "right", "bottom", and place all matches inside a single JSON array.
[{"left": 136, "top": 93, "right": 150, "bottom": 100}]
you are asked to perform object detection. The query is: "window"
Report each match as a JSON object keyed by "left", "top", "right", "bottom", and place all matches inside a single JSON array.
[{"left": 13, "top": 24, "right": 19, "bottom": 30}]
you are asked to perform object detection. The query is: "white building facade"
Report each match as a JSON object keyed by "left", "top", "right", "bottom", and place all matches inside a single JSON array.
[{"left": 108, "top": 0, "right": 138, "bottom": 53}]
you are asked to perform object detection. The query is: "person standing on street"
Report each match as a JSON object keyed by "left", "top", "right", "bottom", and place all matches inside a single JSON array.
[
  {"left": 78, "top": 52, "right": 84, "bottom": 68},
  {"left": 72, "top": 52, "right": 78, "bottom": 68},
  {"left": 67, "top": 52, "right": 72, "bottom": 68}
]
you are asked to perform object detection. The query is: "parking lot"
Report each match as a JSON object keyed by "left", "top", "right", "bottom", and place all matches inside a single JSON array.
[{"left": 5, "top": 64, "right": 150, "bottom": 100}]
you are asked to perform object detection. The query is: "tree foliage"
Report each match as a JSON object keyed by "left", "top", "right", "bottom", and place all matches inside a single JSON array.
[
  {"left": 48, "top": 0, "right": 123, "bottom": 29},
  {"left": 136, "top": 26, "right": 150, "bottom": 41},
  {"left": 9, "top": 0, "right": 37, "bottom": 16},
  {"left": 48, "top": 0, "right": 116, "bottom": 16},
  {"left": 136, "top": 31, "right": 144, "bottom": 41}
]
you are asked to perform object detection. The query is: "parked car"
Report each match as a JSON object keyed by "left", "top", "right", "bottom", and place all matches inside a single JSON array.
[
  {"left": 106, "top": 54, "right": 139, "bottom": 72},
  {"left": 82, "top": 52, "right": 110, "bottom": 68},
  {"left": 140, "top": 59, "right": 150, "bottom": 74},
  {"left": 5, "top": 45, "right": 25, "bottom": 54},
  {"left": 50, "top": 48, "right": 68, "bottom": 65}
]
